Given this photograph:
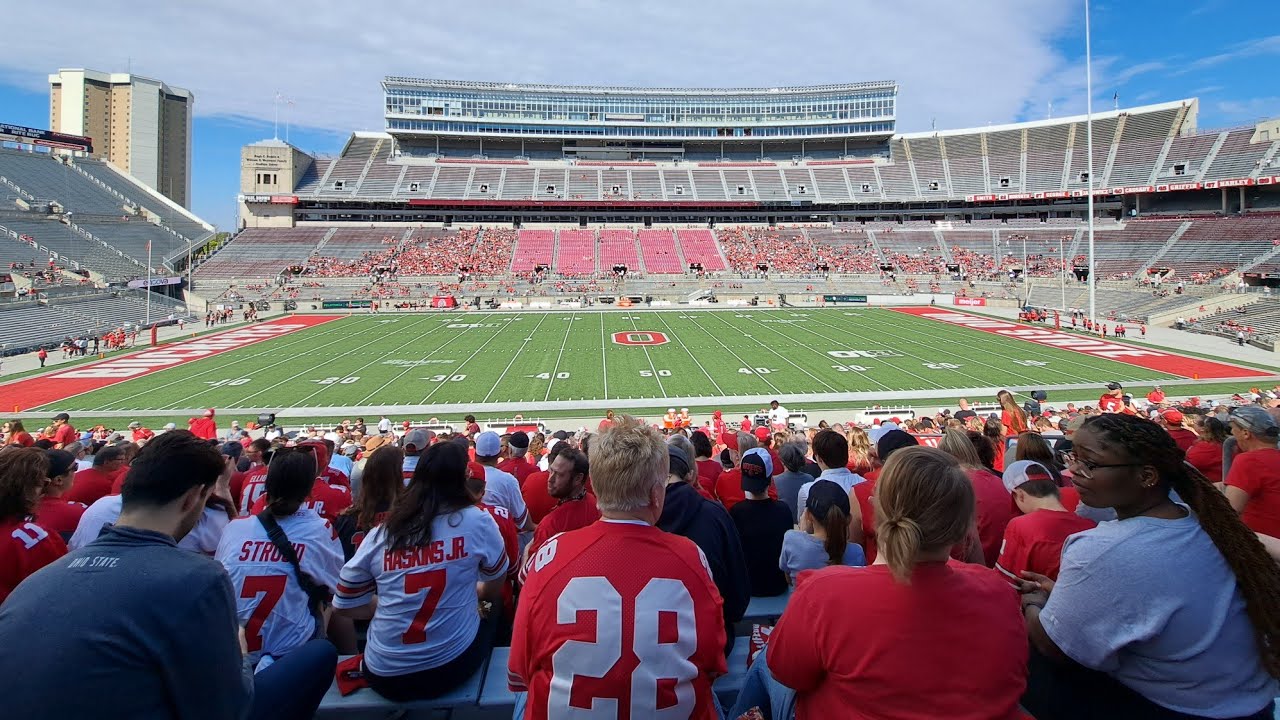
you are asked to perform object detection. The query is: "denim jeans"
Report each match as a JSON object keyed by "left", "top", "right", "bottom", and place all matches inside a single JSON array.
[
  {"left": 247, "top": 639, "right": 338, "bottom": 720},
  {"left": 727, "top": 651, "right": 796, "bottom": 720}
]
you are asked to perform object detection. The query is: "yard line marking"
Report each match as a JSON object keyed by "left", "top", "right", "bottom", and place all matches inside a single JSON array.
[
  {"left": 360, "top": 313, "right": 506, "bottom": 405},
  {"left": 484, "top": 313, "right": 552, "bottom": 403},
  {"left": 599, "top": 312, "right": 609, "bottom": 401},
  {"left": 420, "top": 316, "right": 520, "bottom": 404},
  {"left": 286, "top": 313, "right": 444, "bottom": 406},
  {"left": 544, "top": 313, "right": 577, "bottom": 402},
  {"left": 627, "top": 312, "right": 668, "bottom": 397},
  {"left": 652, "top": 311, "right": 726, "bottom": 396},
  {"left": 732, "top": 307, "right": 890, "bottom": 389},
  {"left": 679, "top": 312, "right": 781, "bottom": 394},
  {"left": 698, "top": 311, "right": 839, "bottom": 393}
]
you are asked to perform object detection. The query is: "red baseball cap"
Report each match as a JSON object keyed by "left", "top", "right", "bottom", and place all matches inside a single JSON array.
[
  {"left": 468, "top": 461, "right": 486, "bottom": 481},
  {"left": 753, "top": 426, "right": 770, "bottom": 441},
  {"left": 1162, "top": 409, "right": 1184, "bottom": 424},
  {"left": 720, "top": 431, "right": 739, "bottom": 451}
]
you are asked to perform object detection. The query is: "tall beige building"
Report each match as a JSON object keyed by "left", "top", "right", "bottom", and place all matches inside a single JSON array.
[{"left": 49, "top": 68, "right": 194, "bottom": 208}]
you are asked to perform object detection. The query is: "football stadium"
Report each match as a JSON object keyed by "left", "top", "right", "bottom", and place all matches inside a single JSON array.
[{"left": 5, "top": 6, "right": 1280, "bottom": 718}]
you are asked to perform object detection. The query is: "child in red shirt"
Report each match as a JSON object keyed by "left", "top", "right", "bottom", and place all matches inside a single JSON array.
[{"left": 996, "top": 461, "right": 1096, "bottom": 581}]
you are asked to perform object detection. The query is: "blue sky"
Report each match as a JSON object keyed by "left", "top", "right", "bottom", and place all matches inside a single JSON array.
[{"left": 0, "top": 0, "right": 1276, "bottom": 231}]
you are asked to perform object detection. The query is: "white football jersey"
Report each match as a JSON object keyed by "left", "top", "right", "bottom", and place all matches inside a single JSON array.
[
  {"left": 482, "top": 467, "right": 528, "bottom": 528},
  {"left": 69, "top": 495, "right": 230, "bottom": 555},
  {"left": 216, "top": 510, "right": 344, "bottom": 662},
  {"left": 332, "top": 506, "right": 508, "bottom": 676}
]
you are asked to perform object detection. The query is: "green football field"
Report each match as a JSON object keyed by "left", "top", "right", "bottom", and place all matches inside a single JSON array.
[{"left": 28, "top": 308, "right": 1204, "bottom": 414}]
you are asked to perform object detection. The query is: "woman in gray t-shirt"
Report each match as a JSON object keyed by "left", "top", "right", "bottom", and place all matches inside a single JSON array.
[
  {"left": 779, "top": 479, "right": 865, "bottom": 583},
  {"left": 1019, "top": 413, "right": 1280, "bottom": 720}
]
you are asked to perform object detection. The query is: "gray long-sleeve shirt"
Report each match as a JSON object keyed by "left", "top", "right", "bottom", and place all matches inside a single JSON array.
[{"left": 0, "top": 525, "right": 252, "bottom": 719}]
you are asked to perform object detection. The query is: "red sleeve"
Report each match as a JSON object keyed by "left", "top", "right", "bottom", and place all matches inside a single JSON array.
[
  {"left": 498, "top": 517, "right": 519, "bottom": 580},
  {"left": 995, "top": 520, "right": 1028, "bottom": 581},
  {"left": 766, "top": 580, "right": 826, "bottom": 693},
  {"left": 1226, "top": 454, "right": 1260, "bottom": 495},
  {"left": 507, "top": 555, "right": 542, "bottom": 691}
]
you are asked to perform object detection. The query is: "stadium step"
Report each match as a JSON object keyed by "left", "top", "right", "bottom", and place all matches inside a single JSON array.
[{"left": 1194, "top": 132, "right": 1229, "bottom": 183}]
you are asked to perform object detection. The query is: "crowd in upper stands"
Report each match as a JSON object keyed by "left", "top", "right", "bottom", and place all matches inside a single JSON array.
[{"left": 2, "top": 374, "right": 1280, "bottom": 718}]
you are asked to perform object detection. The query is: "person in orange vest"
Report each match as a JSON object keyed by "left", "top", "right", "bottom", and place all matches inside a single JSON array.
[
  {"left": 663, "top": 408, "right": 677, "bottom": 431},
  {"left": 679, "top": 408, "right": 692, "bottom": 428}
]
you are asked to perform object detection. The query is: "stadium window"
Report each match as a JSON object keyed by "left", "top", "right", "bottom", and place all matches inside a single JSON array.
[
  {"left": 478, "top": 183, "right": 489, "bottom": 193},
  {"left": 796, "top": 185, "right": 808, "bottom": 194},
  {"left": 674, "top": 185, "right": 685, "bottom": 195},
  {"left": 545, "top": 184, "right": 557, "bottom": 195},
  {"left": 1078, "top": 172, "right": 1090, "bottom": 183},
  {"left": 861, "top": 183, "right": 872, "bottom": 193},
  {"left": 999, "top": 177, "right": 1011, "bottom": 188},
  {"left": 928, "top": 181, "right": 940, "bottom": 191},
  {"left": 1172, "top": 163, "right": 1186, "bottom": 176},
  {"left": 737, "top": 186, "right": 747, "bottom": 195},
  {"left": 333, "top": 180, "right": 345, "bottom": 191}
]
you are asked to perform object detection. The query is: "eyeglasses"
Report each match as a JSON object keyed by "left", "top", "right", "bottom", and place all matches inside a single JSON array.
[{"left": 1066, "top": 456, "right": 1146, "bottom": 479}]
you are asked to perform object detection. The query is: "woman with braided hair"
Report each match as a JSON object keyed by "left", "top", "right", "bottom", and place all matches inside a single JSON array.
[{"left": 1020, "top": 413, "right": 1280, "bottom": 720}]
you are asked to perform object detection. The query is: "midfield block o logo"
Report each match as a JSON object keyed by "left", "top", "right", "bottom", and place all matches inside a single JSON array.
[{"left": 612, "top": 331, "right": 669, "bottom": 346}]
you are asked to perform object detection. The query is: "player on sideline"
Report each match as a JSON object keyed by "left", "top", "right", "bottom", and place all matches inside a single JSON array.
[{"left": 509, "top": 415, "right": 727, "bottom": 719}]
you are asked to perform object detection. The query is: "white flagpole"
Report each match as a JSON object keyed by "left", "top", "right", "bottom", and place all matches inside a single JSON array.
[
  {"left": 145, "top": 241, "right": 152, "bottom": 325},
  {"left": 1085, "top": 0, "right": 1097, "bottom": 325}
]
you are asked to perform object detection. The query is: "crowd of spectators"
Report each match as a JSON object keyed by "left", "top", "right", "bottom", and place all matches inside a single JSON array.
[{"left": 3, "top": 377, "right": 1280, "bottom": 717}]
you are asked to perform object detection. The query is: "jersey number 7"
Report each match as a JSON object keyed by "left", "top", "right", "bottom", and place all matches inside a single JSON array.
[
  {"left": 241, "top": 575, "right": 287, "bottom": 652},
  {"left": 402, "top": 569, "right": 447, "bottom": 645}
]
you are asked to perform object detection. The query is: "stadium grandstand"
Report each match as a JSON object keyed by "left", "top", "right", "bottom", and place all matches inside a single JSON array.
[{"left": 8, "top": 62, "right": 1280, "bottom": 720}]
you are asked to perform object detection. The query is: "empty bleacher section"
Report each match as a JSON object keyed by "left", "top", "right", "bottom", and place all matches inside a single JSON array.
[
  {"left": 0, "top": 149, "right": 125, "bottom": 214},
  {"left": 1206, "top": 128, "right": 1272, "bottom": 179},
  {"left": 0, "top": 288, "right": 194, "bottom": 354},
  {"left": 598, "top": 229, "right": 639, "bottom": 270},
  {"left": 73, "top": 158, "right": 212, "bottom": 243},
  {"left": 675, "top": 229, "right": 725, "bottom": 271},
  {"left": 1075, "top": 221, "right": 1180, "bottom": 279},
  {"left": 1186, "top": 300, "right": 1280, "bottom": 343},
  {"left": 1169, "top": 215, "right": 1280, "bottom": 280},
  {"left": 0, "top": 216, "right": 146, "bottom": 279},
  {"left": 637, "top": 229, "right": 684, "bottom": 273},
  {"left": 316, "top": 135, "right": 381, "bottom": 196},
  {"left": 554, "top": 229, "right": 596, "bottom": 275},
  {"left": 511, "top": 229, "right": 555, "bottom": 273},
  {"left": 191, "top": 228, "right": 328, "bottom": 282}
]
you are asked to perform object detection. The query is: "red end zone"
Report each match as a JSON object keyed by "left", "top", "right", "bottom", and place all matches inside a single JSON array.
[
  {"left": 0, "top": 315, "right": 342, "bottom": 411},
  {"left": 893, "top": 308, "right": 1272, "bottom": 379}
]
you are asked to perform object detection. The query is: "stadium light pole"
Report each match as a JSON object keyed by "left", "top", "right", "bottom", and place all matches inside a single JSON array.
[{"left": 1085, "top": 0, "right": 1097, "bottom": 324}]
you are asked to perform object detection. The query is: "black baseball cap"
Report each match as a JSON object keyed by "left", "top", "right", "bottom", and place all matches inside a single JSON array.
[
  {"left": 1105, "top": 382, "right": 1123, "bottom": 391},
  {"left": 740, "top": 448, "right": 773, "bottom": 494},
  {"left": 806, "top": 479, "right": 851, "bottom": 519},
  {"left": 53, "top": 412, "right": 70, "bottom": 422},
  {"left": 509, "top": 431, "right": 530, "bottom": 450}
]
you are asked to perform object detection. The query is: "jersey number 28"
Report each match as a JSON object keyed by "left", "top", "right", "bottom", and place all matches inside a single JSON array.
[{"left": 551, "top": 576, "right": 698, "bottom": 717}]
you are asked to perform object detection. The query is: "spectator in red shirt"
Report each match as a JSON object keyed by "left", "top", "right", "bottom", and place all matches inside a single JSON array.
[
  {"left": 65, "top": 445, "right": 126, "bottom": 506},
  {"left": 523, "top": 446, "right": 597, "bottom": 566},
  {"left": 1225, "top": 406, "right": 1280, "bottom": 538},
  {"left": 1099, "top": 382, "right": 1125, "bottom": 413},
  {"left": 690, "top": 430, "right": 722, "bottom": 496},
  {"left": 939, "top": 429, "right": 1013, "bottom": 566},
  {"left": 714, "top": 431, "right": 756, "bottom": 510},
  {"left": 3, "top": 421, "right": 35, "bottom": 448},
  {"left": 49, "top": 413, "right": 76, "bottom": 450},
  {"left": 596, "top": 409, "right": 615, "bottom": 433},
  {"left": 1, "top": 448, "right": 68, "bottom": 604},
  {"left": 1186, "top": 415, "right": 1229, "bottom": 484},
  {"left": 187, "top": 409, "right": 218, "bottom": 441},
  {"left": 750, "top": 446, "right": 1027, "bottom": 719},
  {"left": 520, "top": 441, "right": 562, "bottom": 525},
  {"left": 126, "top": 422, "right": 154, "bottom": 444},
  {"left": 1147, "top": 386, "right": 1166, "bottom": 405},
  {"left": 996, "top": 461, "right": 1095, "bottom": 581},
  {"left": 998, "top": 389, "right": 1029, "bottom": 436},
  {"left": 33, "top": 449, "right": 86, "bottom": 541},
  {"left": 1161, "top": 410, "right": 1197, "bottom": 452},
  {"left": 463, "top": 414, "right": 481, "bottom": 438},
  {"left": 497, "top": 432, "right": 535, "bottom": 485}
]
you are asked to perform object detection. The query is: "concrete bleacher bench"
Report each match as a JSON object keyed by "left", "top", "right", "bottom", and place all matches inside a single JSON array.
[{"left": 316, "top": 590, "right": 792, "bottom": 718}]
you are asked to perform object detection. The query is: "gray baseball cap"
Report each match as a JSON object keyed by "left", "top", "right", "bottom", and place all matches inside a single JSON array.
[{"left": 1229, "top": 406, "right": 1280, "bottom": 437}]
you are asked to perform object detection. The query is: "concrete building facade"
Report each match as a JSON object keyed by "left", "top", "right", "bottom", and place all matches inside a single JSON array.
[{"left": 49, "top": 68, "right": 193, "bottom": 208}]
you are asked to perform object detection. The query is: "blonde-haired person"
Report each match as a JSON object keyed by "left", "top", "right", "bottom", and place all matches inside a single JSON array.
[
  {"left": 509, "top": 415, "right": 728, "bottom": 718},
  {"left": 845, "top": 425, "right": 874, "bottom": 475},
  {"left": 938, "top": 429, "right": 1014, "bottom": 566},
  {"left": 764, "top": 447, "right": 1027, "bottom": 719}
]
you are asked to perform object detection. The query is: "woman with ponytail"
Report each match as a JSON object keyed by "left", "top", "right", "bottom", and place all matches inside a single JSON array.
[
  {"left": 777, "top": 479, "right": 865, "bottom": 584},
  {"left": 216, "top": 449, "right": 345, "bottom": 668},
  {"left": 1019, "top": 413, "right": 1280, "bottom": 720},
  {"left": 766, "top": 446, "right": 1027, "bottom": 719}
]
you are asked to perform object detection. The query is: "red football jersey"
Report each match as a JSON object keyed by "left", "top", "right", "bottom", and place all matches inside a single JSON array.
[
  {"left": 498, "top": 458, "right": 535, "bottom": 485},
  {"left": 996, "top": 509, "right": 1097, "bottom": 581},
  {"left": 0, "top": 517, "right": 67, "bottom": 603},
  {"left": 509, "top": 520, "right": 727, "bottom": 720},
  {"left": 65, "top": 467, "right": 122, "bottom": 506},
  {"left": 250, "top": 480, "right": 351, "bottom": 523},
  {"left": 235, "top": 466, "right": 270, "bottom": 518},
  {"left": 523, "top": 495, "right": 601, "bottom": 583}
]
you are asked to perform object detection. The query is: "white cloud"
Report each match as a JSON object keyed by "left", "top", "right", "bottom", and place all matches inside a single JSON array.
[{"left": 0, "top": 0, "right": 1077, "bottom": 135}]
